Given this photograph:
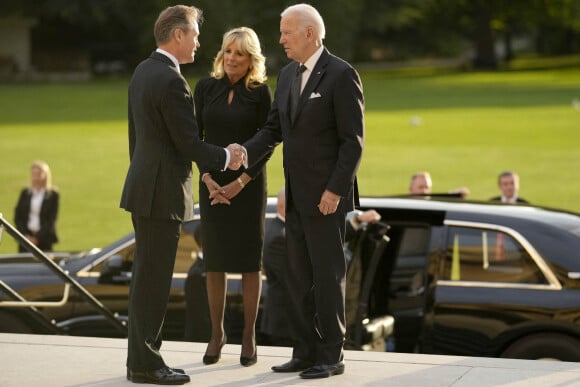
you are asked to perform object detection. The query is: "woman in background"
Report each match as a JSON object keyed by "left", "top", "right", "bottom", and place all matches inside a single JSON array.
[{"left": 14, "top": 160, "right": 59, "bottom": 252}]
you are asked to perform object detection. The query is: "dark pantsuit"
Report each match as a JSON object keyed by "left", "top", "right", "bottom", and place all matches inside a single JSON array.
[{"left": 127, "top": 215, "right": 181, "bottom": 371}]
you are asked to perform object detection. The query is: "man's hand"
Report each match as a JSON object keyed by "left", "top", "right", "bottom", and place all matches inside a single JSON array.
[
  {"left": 318, "top": 190, "right": 341, "bottom": 216},
  {"left": 358, "top": 209, "right": 381, "bottom": 224},
  {"left": 450, "top": 186, "right": 470, "bottom": 198},
  {"left": 226, "top": 143, "right": 246, "bottom": 170}
]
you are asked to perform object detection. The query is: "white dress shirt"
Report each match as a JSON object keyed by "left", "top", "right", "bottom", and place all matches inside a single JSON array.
[
  {"left": 299, "top": 45, "right": 324, "bottom": 94},
  {"left": 28, "top": 188, "right": 45, "bottom": 233}
]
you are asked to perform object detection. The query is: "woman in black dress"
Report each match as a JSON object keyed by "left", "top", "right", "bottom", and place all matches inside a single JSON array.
[{"left": 194, "top": 27, "right": 272, "bottom": 367}]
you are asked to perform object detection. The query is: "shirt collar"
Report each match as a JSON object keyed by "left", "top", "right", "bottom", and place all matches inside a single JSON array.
[
  {"left": 301, "top": 45, "right": 324, "bottom": 73},
  {"left": 156, "top": 48, "right": 180, "bottom": 73},
  {"left": 502, "top": 195, "right": 518, "bottom": 203},
  {"left": 31, "top": 187, "right": 46, "bottom": 196}
]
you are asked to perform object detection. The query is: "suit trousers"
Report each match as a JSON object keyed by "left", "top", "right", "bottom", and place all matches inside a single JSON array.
[
  {"left": 285, "top": 204, "right": 347, "bottom": 365},
  {"left": 126, "top": 215, "right": 181, "bottom": 371}
]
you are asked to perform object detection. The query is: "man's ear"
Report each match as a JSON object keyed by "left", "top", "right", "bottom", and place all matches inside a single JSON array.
[{"left": 174, "top": 28, "right": 183, "bottom": 43}]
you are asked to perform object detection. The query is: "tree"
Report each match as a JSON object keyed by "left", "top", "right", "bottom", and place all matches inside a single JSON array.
[{"left": 1, "top": 0, "right": 578, "bottom": 75}]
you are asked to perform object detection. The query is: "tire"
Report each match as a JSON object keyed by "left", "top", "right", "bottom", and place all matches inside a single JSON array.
[{"left": 501, "top": 333, "right": 580, "bottom": 362}]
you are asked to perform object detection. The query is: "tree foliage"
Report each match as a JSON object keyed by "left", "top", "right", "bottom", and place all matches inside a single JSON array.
[{"left": 1, "top": 0, "right": 578, "bottom": 72}]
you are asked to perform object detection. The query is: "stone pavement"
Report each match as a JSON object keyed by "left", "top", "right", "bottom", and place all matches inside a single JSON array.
[{"left": 1, "top": 333, "right": 580, "bottom": 386}]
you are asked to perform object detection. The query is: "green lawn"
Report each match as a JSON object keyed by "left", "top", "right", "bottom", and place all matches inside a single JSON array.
[{"left": 1, "top": 60, "right": 580, "bottom": 253}]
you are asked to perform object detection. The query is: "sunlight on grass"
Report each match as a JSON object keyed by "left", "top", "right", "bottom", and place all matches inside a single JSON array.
[{"left": 1, "top": 63, "right": 580, "bottom": 252}]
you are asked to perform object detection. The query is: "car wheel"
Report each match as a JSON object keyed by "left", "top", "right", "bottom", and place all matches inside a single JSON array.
[{"left": 501, "top": 333, "right": 580, "bottom": 362}]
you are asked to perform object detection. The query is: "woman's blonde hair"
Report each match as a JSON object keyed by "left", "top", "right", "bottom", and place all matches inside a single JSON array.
[
  {"left": 211, "top": 27, "right": 267, "bottom": 89},
  {"left": 30, "top": 160, "right": 52, "bottom": 190}
]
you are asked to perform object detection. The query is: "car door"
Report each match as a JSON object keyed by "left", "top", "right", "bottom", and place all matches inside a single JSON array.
[
  {"left": 422, "top": 221, "right": 560, "bottom": 357},
  {"left": 382, "top": 222, "right": 433, "bottom": 353}
]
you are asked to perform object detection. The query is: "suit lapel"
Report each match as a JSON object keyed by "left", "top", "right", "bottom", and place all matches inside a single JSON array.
[
  {"left": 294, "top": 50, "right": 329, "bottom": 122},
  {"left": 283, "top": 63, "right": 300, "bottom": 125}
]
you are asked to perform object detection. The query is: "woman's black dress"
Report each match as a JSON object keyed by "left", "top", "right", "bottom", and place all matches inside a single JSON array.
[{"left": 194, "top": 76, "right": 272, "bottom": 273}]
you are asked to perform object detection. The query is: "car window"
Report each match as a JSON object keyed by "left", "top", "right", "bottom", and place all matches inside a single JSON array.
[
  {"left": 88, "top": 222, "right": 202, "bottom": 276},
  {"left": 89, "top": 244, "right": 134, "bottom": 274},
  {"left": 390, "top": 226, "right": 430, "bottom": 296},
  {"left": 443, "top": 226, "right": 548, "bottom": 285}
]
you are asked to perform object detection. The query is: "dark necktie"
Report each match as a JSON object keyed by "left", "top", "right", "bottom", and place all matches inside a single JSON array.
[{"left": 290, "top": 64, "right": 307, "bottom": 122}]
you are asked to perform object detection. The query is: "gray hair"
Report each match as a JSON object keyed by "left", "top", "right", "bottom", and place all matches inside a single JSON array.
[
  {"left": 410, "top": 171, "right": 431, "bottom": 186},
  {"left": 281, "top": 3, "right": 326, "bottom": 41}
]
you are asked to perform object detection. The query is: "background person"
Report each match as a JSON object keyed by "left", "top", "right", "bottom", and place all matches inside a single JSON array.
[
  {"left": 194, "top": 26, "right": 271, "bottom": 368},
  {"left": 345, "top": 208, "right": 382, "bottom": 240},
  {"left": 242, "top": 4, "right": 364, "bottom": 379},
  {"left": 409, "top": 171, "right": 470, "bottom": 198},
  {"left": 120, "top": 5, "right": 244, "bottom": 385},
  {"left": 260, "top": 188, "right": 293, "bottom": 347},
  {"left": 490, "top": 170, "right": 529, "bottom": 203},
  {"left": 14, "top": 160, "right": 59, "bottom": 252},
  {"left": 409, "top": 171, "right": 432, "bottom": 196}
]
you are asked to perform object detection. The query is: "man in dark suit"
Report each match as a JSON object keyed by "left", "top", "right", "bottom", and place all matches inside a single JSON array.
[
  {"left": 242, "top": 3, "right": 364, "bottom": 379},
  {"left": 120, "top": 5, "right": 243, "bottom": 385},
  {"left": 261, "top": 190, "right": 380, "bottom": 346},
  {"left": 490, "top": 170, "right": 529, "bottom": 204}
]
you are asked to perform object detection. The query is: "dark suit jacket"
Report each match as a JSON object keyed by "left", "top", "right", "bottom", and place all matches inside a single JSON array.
[
  {"left": 120, "top": 52, "right": 226, "bottom": 221},
  {"left": 14, "top": 188, "right": 59, "bottom": 247},
  {"left": 244, "top": 48, "right": 364, "bottom": 215},
  {"left": 490, "top": 196, "right": 529, "bottom": 204}
]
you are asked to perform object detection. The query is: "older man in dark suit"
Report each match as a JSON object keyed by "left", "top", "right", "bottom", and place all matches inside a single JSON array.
[
  {"left": 242, "top": 3, "right": 364, "bottom": 379},
  {"left": 120, "top": 5, "right": 243, "bottom": 385}
]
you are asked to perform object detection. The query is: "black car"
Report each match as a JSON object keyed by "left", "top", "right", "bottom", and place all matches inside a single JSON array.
[
  {"left": 1, "top": 197, "right": 580, "bottom": 361},
  {"left": 0, "top": 200, "right": 391, "bottom": 350},
  {"left": 354, "top": 197, "right": 580, "bottom": 361},
  {"left": 0, "top": 205, "right": 271, "bottom": 342}
]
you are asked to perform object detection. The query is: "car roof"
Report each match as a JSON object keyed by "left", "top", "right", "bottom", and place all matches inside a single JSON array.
[
  {"left": 360, "top": 197, "right": 580, "bottom": 230},
  {"left": 360, "top": 197, "right": 580, "bottom": 272}
]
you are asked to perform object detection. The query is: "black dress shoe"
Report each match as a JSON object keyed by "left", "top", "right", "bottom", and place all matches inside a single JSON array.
[
  {"left": 127, "top": 368, "right": 185, "bottom": 380},
  {"left": 203, "top": 334, "right": 227, "bottom": 365},
  {"left": 299, "top": 362, "right": 345, "bottom": 379},
  {"left": 127, "top": 366, "right": 190, "bottom": 385},
  {"left": 240, "top": 347, "right": 257, "bottom": 367},
  {"left": 271, "top": 358, "right": 314, "bottom": 373}
]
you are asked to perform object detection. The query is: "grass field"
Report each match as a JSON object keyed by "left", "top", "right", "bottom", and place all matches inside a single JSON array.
[{"left": 1, "top": 57, "right": 580, "bottom": 253}]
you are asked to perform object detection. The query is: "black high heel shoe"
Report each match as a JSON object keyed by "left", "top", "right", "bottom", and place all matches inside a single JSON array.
[
  {"left": 203, "top": 335, "right": 226, "bottom": 365},
  {"left": 240, "top": 346, "right": 257, "bottom": 367}
]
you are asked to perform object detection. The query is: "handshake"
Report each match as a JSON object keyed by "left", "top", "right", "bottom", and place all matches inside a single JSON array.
[{"left": 226, "top": 143, "right": 247, "bottom": 170}]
